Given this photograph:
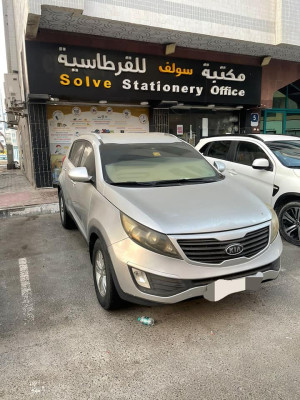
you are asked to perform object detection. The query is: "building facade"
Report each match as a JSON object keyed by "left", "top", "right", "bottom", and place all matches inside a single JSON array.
[{"left": 3, "top": 0, "right": 300, "bottom": 187}]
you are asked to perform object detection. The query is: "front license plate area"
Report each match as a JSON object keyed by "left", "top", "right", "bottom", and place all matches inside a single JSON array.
[{"left": 204, "top": 277, "right": 246, "bottom": 302}]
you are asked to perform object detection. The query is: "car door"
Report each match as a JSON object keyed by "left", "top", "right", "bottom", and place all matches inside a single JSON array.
[
  {"left": 74, "top": 141, "right": 97, "bottom": 234},
  {"left": 64, "top": 140, "right": 85, "bottom": 220},
  {"left": 226, "top": 140, "right": 275, "bottom": 204}
]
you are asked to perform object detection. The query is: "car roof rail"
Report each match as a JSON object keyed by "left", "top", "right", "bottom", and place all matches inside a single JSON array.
[{"left": 199, "top": 133, "right": 265, "bottom": 142}]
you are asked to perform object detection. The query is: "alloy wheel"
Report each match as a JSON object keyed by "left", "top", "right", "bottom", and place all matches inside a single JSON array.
[
  {"left": 282, "top": 206, "right": 300, "bottom": 241},
  {"left": 95, "top": 250, "right": 107, "bottom": 297},
  {"left": 59, "top": 196, "right": 65, "bottom": 223}
]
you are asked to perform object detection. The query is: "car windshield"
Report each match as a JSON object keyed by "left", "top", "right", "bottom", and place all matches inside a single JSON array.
[
  {"left": 266, "top": 140, "right": 300, "bottom": 168},
  {"left": 100, "top": 141, "right": 223, "bottom": 186}
]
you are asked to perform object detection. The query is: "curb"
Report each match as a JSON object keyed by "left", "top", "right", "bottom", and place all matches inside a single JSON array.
[{"left": 0, "top": 203, "right": 59, "bottom": 218}]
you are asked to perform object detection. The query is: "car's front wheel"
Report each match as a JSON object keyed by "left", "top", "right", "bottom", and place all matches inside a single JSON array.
[
  {"left": 58, "top": 191, "right": 75, "bottom": 229},
  {"left": 92, "top": 238, "right": 122, "bottom": 310},
  {"left": 278, "top": 201, "right": 300, "bottom": 246}
]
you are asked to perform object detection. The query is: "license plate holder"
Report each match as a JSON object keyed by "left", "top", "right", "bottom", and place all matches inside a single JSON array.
[{"left": 204, "top": 277, "right": 246, "bottom": 302}]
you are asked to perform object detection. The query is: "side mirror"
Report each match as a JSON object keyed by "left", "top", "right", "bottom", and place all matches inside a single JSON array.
[
  {"left": 68, "top": 167, "right": 92, "bottom": 182},
  {"left": 214, "top": 161, "right": 226, "bottom": 173},
  {"left": 252, "top": 158, "right": 269, "bottom": 170}
]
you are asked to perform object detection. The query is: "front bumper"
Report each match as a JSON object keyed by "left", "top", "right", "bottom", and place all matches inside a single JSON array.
[{"left": 108, "top": 231, "right": 282, "bottom": 305}]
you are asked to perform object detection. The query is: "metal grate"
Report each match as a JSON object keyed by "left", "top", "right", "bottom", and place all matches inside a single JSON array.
[
  {"left": 177, "top": 226, "right": 270, "bottom": 264},
  {"left": 153, "top": 108, "right": 169, "bottom": 132}
]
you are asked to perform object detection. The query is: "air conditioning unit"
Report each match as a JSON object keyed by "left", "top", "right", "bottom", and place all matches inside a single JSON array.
[
  {"left": 6, "top": 111, "right": 18, "bottom": 125},
  {"left": 4, "top": 73, "right": 22, "bottom": 110}
]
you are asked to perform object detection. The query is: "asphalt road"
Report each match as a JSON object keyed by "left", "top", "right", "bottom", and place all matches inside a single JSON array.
[{"left": 0, "top": 214, "right": 299, "bottom": 400}]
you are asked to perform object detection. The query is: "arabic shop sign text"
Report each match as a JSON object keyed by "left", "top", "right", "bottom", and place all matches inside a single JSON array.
[{"left": 26, "top": 42, "right": 262, "bottom": 104}]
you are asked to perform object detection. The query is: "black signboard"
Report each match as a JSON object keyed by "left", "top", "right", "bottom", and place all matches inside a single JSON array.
[{"left": 26, "top": 41, "right": 262, "bottom": 105}]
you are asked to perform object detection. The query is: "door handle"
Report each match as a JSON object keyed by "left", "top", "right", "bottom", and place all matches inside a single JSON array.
[{"left": 228, "top": 169, "right": 238, "bottom": 176}]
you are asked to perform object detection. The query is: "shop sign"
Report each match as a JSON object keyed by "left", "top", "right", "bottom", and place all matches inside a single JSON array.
[{"left": 26, "top": 41, "right": 262, "bottom": 105}]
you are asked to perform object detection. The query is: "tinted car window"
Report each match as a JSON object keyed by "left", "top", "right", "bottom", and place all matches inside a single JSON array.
[
  {"left": 69, "top": 141, "right": 85, "bottom": 166},
  {"left": 80, "top": 143, "right": 96, "bottom": 180},
  {"left": 234, "top": 141, "right": 268, "bottom": 166},
  {"left": 206, "top": 141, "right": 231, "bottom": 160},
  {"left": 199, "top": 142, "right": 211, "bottom": 154}
]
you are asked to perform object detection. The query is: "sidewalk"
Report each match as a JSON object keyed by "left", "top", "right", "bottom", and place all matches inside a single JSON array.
[{"left": 0, "top": 168, "right": 59, "bottom": 217}]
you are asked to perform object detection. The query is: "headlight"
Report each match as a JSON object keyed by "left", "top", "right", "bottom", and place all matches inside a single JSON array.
[
  {"left": 266, "top": 204, "right": 279, "bottom": 243},
  {"left": 121, "top": 213, "right": 182, "bottom": 259}
]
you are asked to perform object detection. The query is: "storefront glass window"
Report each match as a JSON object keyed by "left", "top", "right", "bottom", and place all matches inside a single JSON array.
[
  {"left": 272, "top": 90, "right": 286, "bottom": 109},
  {"left": 286, "top": 113, "right": 300, "bottom": 136},
  {"left": 265, "top": 112, "right": 284, "bottom": 134},
  {"left": 287, "top": 82, "right": 300, "bottom": 109},
  {"left": 169, "top": 110, "right": 240, "bottom": 145},
  {"left": 260, "top": 113, "right": 264, "bottom": 133},
  {"left": 262, "top": 80, "right": 300, "bottom": 134}
]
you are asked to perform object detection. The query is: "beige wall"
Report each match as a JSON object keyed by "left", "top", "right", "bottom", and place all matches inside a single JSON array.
[
  {"left": 84, "top": 0, "right": 276, "bottom": 45},
  {"left": 3, "top": 1, "right": 34, "bottom": 184},
  {"left": 18, "top": 116, "right": 34, "bottom": 186},
  {"left": 17, "top": 0, "right": 299, "bottom": 48}
]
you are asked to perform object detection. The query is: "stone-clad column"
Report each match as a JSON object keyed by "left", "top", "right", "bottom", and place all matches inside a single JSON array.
[{"left": 27, "top": 102, "right": 52, "bottom": 188}]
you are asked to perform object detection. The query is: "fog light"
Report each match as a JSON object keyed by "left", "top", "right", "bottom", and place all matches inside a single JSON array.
[{"left": 132, "top": 268, "right": 150, "bottom": 289}]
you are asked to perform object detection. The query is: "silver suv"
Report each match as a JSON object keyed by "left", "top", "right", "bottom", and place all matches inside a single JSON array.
[{"left": 58, "top": 133, "right": 282, "bottom": 310}]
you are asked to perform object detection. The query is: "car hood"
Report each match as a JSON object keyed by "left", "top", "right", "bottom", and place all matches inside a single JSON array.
[
  {"left": 103, "top": 178, "right": 271, "bottom": 234},
  {"left": 293, "top": 169, "right": 300, "bottom": 178}
]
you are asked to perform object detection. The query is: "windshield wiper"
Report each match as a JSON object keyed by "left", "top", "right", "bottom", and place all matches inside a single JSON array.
[
  {"left": 109, "top": 177, "right": 221, "bottom": 187},
  {"left": 147, "top": 177, "right": 220, "bottom": 186},
  {"left": 109, "top": 181, "right": 157, "bottom": 187}
]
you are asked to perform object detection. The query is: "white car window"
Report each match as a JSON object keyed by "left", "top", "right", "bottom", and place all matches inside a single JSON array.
[
  {"left": 234, "top": 141, "right": 269, "bottom": 166},
  {"left": 69, "top": 141, "right": 85, "bottom": 167},
  {"left": 206, "top": 141, "right": 231, "bottom": 160},
  {"left": 80, "top": 143, "right": 96, "bottom": 180}
]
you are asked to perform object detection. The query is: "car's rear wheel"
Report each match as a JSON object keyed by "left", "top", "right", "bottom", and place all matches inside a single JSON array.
[
  {"left": 92, "top": 238, "right": 122, "bottom": 310},
  {"left": 278, "top": 201, "right": 300, "bottom": 246},
  {"left": 58, "top": 191, "right": 75, "bottom": 229}
]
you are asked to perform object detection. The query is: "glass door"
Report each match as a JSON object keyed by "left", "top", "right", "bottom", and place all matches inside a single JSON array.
[{"left": 169, "top": 109, "right": 240, "bottom": 145}]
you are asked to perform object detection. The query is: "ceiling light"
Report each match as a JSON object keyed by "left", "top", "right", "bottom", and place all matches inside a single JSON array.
[
  {"left": 99, "top": 100, "right": 107, "bottom": 104},
  {"left": 140, "top": 101, "right": 149, "bottom": 105},
  {"left": 236, "top": 106, "right": 243, "bottom": 109},
  {"left": 160, "top": 100, "right": 178, "bottom": 104},
  {"left": 261, "top": 56, "right": 272, "bottom": 66},
  {"left": 207, "top": 104, "right": 215, "bottom": 108},
  {"left": 165, "top": 43, "right": 176, "bottom": 55}
]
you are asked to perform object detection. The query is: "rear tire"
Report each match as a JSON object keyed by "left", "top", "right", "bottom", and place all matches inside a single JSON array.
[
  {"left": 92, "top": 238, "right": 122, "bottom": 310},
  {"left": 278, "top": 201, "right": 300, "bottom": 246},
  {"left": 58, "top": 191, "right": 76, "bottom": 229}
]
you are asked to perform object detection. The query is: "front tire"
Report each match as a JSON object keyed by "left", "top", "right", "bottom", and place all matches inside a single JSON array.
[
  {"left": 58, "top": 191, "right": 75, "bottom": 229},
  {"left": 92, "top": 238, "right": 122, "bottom": 310},
  {"left": 278, "top": 201, "right": 300, "bottom": 246}
]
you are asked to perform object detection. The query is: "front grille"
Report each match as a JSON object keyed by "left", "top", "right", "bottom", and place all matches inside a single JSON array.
[{"left": 177, "top": 226, "right": 270, "bottom": 264}]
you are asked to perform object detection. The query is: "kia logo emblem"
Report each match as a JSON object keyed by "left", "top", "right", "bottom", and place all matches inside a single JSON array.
[{"left": 225, "top": 243, "right": 244, "bottom": 256}]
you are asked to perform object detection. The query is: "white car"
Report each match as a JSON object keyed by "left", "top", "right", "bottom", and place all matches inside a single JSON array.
[{"left": 195, "top": 134, "right": 300, "bottom": 246}]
